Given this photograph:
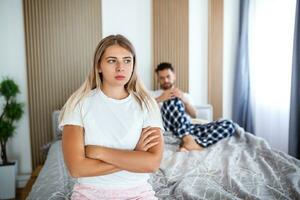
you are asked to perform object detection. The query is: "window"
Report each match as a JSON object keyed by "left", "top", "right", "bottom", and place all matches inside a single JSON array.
[{"left": 249, "top": 0, "right": 296, "bottom": 153}]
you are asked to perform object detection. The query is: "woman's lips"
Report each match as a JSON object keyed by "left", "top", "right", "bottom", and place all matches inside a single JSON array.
[{"left": 115, "top": 75, "right": 125, "bottom": 80}]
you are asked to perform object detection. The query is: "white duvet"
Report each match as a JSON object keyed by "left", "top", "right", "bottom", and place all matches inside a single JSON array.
[{"left": 27, "top": 125, "right": 300, "bottom": 200}]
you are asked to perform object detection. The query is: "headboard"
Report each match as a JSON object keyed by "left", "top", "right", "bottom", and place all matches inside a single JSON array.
[
  {"left": 195, "top": 104, "right": 213, "bottom": 122},
  {"left": 52, "top": 110, "right": 61, "bottom": 140}
]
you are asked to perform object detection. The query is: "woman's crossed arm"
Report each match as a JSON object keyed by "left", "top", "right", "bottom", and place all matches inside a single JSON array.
[
  {"left": 85, "top": 127, "right": 164, "bottom": 173},
  {"left": 62, "top": 125, "right": 163, "bottom": 178}
]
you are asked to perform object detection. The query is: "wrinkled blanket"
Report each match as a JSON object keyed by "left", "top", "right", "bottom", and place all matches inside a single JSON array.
[
  {"left": 27, "top": 125, "right": 300, "bottom": 200},
  {"left": 150, "top": 125, "right": 300, "bottom": 200}
]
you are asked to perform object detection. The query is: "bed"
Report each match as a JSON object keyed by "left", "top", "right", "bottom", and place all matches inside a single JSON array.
[{"left": 27, "top": 108, "right": 300, "bottom": 200}]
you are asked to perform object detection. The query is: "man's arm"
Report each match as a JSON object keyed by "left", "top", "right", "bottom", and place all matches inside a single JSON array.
[
  {"left": 62, "top": 125, "right": 121, "bottom": 178},
  {"left": 153, "top": 88, "right": 197, "bottom": 118},
  {"left": 173, "top": 88, "right": 197, "bottom": 118},
  {"left": 183, "top": 100, "right": 197, "bottom": 118}
]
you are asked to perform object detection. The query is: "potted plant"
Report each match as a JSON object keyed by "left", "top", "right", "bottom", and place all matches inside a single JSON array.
[{"left": 0, "top": 78, "right": 24, "bottom": 199}]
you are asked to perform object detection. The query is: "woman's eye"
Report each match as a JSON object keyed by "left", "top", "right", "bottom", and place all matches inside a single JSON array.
[
  {"left": 107, "top": 59, "right": 116, "bottom": 64},
  {"left": 124, "top": 59, "right": 131, "bottom": 64}
]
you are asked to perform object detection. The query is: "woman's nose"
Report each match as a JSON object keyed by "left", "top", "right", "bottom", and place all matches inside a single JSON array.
[{"left": 116, "top": 61, "right": 124, "bottom": 72}]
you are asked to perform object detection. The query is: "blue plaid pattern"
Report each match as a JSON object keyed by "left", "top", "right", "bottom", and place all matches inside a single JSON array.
[{"left": 161, "top": 98, "right": 236, "bottom": 147}]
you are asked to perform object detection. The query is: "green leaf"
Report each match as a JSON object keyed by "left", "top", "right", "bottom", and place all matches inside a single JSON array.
[
  {"left": 0, "top": 77, "right": 23, "bottom": 164},
  {"left": 0, "top": 78, "right": 20, "bottom": 100},
  {"left": 0, "top": 119, "right": 15, "bottom": 141},
  {"left": 5, "top": 101, "right": 24, "bottom": 121}
]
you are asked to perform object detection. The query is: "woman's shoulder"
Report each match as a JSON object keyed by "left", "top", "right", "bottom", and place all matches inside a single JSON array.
[
  {"left": 87, "top": 88, "right": 99, "bottom": 98},
  {"left": 81, "top": 89, "right": 99, "bottom": 101},
  {"left": 73, "top": 89, "right": 99, "bottom": 109}
]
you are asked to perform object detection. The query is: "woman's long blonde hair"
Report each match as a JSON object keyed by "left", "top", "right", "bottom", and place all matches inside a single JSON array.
[{"left": 59, "top": 34, "right": 155, "bottom": 122}]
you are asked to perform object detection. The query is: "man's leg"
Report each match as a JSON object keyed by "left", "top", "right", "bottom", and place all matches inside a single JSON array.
[
  {"left": 179, "top": 135, "right": 204, "bottom": 151},
  {"left": 161, "top": 98, "right": 204, "bottom": 151},
  {"left": 190, "top": 119, "right": 236, "bottom": 147},
  {"left": 161, "top": 98, "right": 236, "bottom": 150}
]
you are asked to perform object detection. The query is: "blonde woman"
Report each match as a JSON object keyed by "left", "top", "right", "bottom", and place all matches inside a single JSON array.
[{"left": 59, "top": 34, "right": 164, "bottom": 199}]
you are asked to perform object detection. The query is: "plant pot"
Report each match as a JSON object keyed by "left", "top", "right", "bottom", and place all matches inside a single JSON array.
[{"left": 0, "top": 161, "right": 18, "bottom": 199}]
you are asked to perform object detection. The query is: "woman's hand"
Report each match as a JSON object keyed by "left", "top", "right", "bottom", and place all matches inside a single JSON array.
[
  {"left": 85, "top": 145, "right": 102, "bottom": 160},
  {"left": 135, "top": 127, "right": 160, "bottom": 151}
]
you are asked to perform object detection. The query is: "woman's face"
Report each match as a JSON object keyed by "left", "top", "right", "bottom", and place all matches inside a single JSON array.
[{"left": 99, "top": 45, "right": 134, "bottom": 88}]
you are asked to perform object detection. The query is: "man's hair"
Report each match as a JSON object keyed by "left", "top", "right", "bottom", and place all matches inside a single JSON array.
[{"left": 155, "top": 62, "right": 174, "bottom": 73}]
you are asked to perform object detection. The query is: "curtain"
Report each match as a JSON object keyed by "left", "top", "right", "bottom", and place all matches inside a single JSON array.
[
  {"left": 232, "top": 0, "right": 254, "bottom": 133},
  {"left": 289, "top": 0, "right": 300, "bottom": 159},
  {"left": 248, "top": 0, "right": 296, "bottom": 153}
]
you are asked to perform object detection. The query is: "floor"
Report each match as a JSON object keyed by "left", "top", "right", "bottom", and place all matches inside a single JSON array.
[{"left": 15, "top": 165, "right": 43, "bottom": 200}]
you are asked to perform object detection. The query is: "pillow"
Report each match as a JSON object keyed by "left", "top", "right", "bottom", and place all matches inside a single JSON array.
[{"left": 52, "top": 110, "right": 62, "bottom": 140}]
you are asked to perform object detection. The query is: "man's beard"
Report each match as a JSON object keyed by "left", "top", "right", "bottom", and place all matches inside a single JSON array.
[{"left": 161, "top": 83, "right": 173, "bottom": 90}]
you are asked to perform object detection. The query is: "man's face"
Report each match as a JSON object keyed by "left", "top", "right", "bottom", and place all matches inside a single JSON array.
[{"left": 157, "top": 69, "right": 176, "bottom": 90}]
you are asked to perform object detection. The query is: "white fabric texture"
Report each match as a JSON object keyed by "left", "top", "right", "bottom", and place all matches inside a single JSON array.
[{"left": 59, "top": 89, "right": 163, "bottom": 189}]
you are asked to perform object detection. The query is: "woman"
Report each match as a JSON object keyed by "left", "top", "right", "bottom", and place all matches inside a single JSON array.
[{"left": 59, "top": 34, "right": 164, "bottom": 199}]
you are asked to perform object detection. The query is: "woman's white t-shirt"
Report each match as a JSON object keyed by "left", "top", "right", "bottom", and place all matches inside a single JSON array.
[{"left": 59, "top": 89, "right": 163, "bottom": 189}]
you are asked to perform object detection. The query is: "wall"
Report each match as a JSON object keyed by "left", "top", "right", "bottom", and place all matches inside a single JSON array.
[
  {"left": 153, "top": 0, "right": 189, "bottom": 92},
  {"left": 189, "top": 0, "right": 208, "bottom": 105},
  {"left": 208, "top": 0, "right": 224, "bottom": 120},
  {"left": 102, "top": 0, "right": 153, "bottom": 89},
  {"left": 0, "top": 0, "right": 32, "bottom": 187},
  {"left": 24, "top": 0, "right": 102, "bottom": 169},
  {"left": 223, "top": 0, "right": 240, "bottom": 119}
]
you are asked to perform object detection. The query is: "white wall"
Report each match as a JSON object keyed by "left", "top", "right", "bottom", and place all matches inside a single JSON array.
[
  {"left": 0, "top": 0, "right": 32, "bottom": 187},
  {"left": 189, "top": 0, "right": 208, "bottom": 105},
  {"left": 223, "top": 0, "right": 240, "bottom": 119},
  {"left": 101, "top": 0, "right": 153, "bottom": 90}
]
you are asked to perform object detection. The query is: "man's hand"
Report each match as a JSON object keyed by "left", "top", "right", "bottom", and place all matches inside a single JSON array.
[
  {"left": 172, "top": 88, "right": 189, "bottom": 104},
  {"left": 155, "top": 87, "right": 197, "bottom": 118},
  {"left": 157, "top": 88, "right": 189, "bottom": 104},
  {"left": 135, "top": 127, "right": 160, "bottom": 151},
  {"left": 156, "top": 89, "right": 174, "bottom": 103}
]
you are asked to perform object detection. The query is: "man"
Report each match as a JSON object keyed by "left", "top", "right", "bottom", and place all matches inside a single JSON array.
[
  {"left": 152, "top": 62, "right": 236, "bottom": 152},
  {"left": 152, "top": 62, "right": 197, "bottom": 118}
]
